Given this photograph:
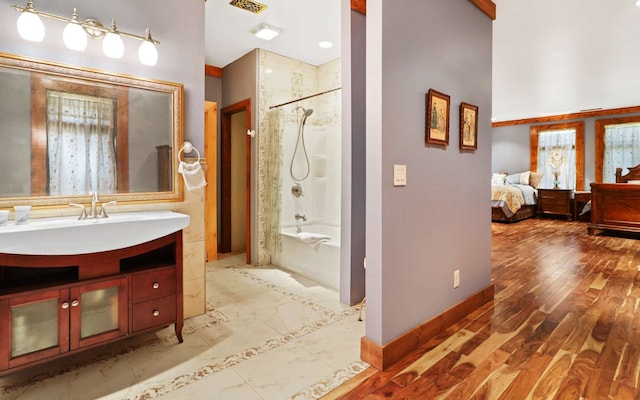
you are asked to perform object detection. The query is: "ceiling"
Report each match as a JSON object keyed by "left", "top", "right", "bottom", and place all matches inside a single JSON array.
[{"left": 204, "top": 0, "right": 341, "bottom": 68}]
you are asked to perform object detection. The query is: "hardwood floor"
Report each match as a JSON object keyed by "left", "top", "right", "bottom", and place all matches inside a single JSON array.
[{"left": 322, "top": 218, "right": 640, "bottom": 399}]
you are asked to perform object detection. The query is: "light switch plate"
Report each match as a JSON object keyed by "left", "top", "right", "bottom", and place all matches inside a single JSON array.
[{"left": 393, "top": 164, "right": 407, "bottom": 186}]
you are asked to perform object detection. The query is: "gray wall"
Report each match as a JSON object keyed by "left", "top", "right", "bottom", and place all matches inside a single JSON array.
[
  {"left": 340, "top": 6, "right": 367, "bottom": 305},
  {"left": 0, "top": 0, "right": 205, "bottom": 151},
  {"left": 222, "top": 50, "right": 258, "bottom": 263},
  {"left": 492, "top": 111, "right": 640, "bottom": 188},
  {"left": 366, "top": 0, "right": 493, "bottom": 344}
]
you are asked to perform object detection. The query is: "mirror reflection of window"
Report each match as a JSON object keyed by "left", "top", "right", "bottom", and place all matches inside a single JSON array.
[{"left": 46, "top": 91, "right": 117, "bottom": 195}]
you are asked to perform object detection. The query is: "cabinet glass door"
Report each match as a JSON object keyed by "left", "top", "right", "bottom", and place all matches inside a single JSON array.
[
  {"left": 80, "top": 286, "right": 119, "bottom": 338},
  {"left": 12, "top": 298, "right": 59, "bottom": 357},
  {"left": 70, "top": 278, "right": 128, "bottom": 349},
  {"left": 4, "top": 289, "right": 69, "bottom": 369}
]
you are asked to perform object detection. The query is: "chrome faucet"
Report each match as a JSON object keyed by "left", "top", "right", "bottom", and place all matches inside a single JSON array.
[{"left": 295, "top": 213, "right": 307, "bottom": 222}]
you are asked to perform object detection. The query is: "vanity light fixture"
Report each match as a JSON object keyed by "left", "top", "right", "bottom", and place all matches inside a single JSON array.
[
  {"left": 11, "top": 1, "right": 160, "bottom": 65},
  {"left": 102, "top": 19, "right": 125, "bottom": 59},
  {"left": 62, "top": 8, "right": 87, "bottom": 51},
  {"left": 318, "top": 41, "right": 333, "bottom": 49},
  {"left": 253, "top": 23, "right": 280, "bottom": 41},
  {"left": 15, "top": 0, "right": 44, "bottom": 42},
  {"left": 138, "top": 29, "right": 159, "bottom": 66}
]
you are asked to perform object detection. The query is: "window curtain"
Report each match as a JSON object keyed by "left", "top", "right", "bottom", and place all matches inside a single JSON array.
[
  {"left": 536, "top": 129, "right": 576, "bottom": 189},
  {"left": 263, "top": 109, "right": 283, "bottom": 254},
  {"left": 47, "top": 91, "right": 117, "bottom": 196},
  {"left": 603, "top": 123, "right": 640, "bottom": 182}
]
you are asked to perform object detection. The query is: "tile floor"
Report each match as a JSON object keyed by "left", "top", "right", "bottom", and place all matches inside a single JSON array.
[{"left": 0, "top": 254, "right": 368, "bottom": 399}]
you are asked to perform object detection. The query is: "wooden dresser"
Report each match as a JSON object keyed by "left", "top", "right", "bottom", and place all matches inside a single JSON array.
[
  {"left": 537, "top": 188, "right": 573, "bottom": 220},
  {"left": 0, "top": 231, "right": 183, "bottom": 375}
]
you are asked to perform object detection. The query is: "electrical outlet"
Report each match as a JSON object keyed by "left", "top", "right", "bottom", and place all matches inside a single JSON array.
[{"left": 453, "top": 270, "right": 460, "bottom": 288}]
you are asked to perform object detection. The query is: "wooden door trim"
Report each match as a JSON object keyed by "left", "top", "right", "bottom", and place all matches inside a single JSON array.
[
  {"left": 220, "top": 99, "right": 252, "bottom": 263},
  {"left": 204, "top": 101, "right": 218, "bottom": 262}
]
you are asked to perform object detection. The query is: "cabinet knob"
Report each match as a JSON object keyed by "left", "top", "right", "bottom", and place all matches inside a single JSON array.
[
  {"left": 71, "top": 299, "right": 80, "bottom": 307},
  {"left": 152, "top": 282, "right": 160, "bottom": 289},
  {"left": 152, "top": 310, "right": 160, "bottom": 317},
  {"left": 61, "top": 302, "right": 70, "bottom": 309}
]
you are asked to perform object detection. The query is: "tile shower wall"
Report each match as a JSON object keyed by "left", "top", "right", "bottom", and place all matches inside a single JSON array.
[{"left": 257, "top": 51, "right": 341, "bottom": 265}]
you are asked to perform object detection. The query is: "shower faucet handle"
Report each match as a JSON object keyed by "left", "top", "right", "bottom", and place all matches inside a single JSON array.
[{"left": 291, "top": 183, "right": 303, "bottom": 197}]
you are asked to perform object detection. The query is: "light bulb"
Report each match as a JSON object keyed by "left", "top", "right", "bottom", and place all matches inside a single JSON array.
[
  {"left": 62, "top": 8, "right": 87, "bottom": 51},
  {"left": 138, "top": 28, "right": 158, "bottom": 66},
  {"left": 103, "top": 19, "right": 124, "bottom": 59},
  {"left": 16, "top": 1, "right": 45, "bottom": 42}
]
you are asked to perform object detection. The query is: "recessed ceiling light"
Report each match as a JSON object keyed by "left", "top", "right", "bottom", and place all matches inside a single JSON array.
[
  {"left": 253, "top": 23, "right": 280, "bottom": 40},
  {"left": 318, "top": 41, "right": 333, "bottom": 49},
  {"left": 636, "top": 0, "right": 640, "bottom": 6}
]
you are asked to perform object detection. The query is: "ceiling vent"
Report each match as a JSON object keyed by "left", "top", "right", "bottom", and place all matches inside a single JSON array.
[{"left": 229, "top": 0, "right": 268, "bottom": 14}]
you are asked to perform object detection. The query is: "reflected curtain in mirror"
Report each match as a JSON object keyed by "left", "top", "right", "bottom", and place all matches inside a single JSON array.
[
  {"left": 31, "top": 72, "right": 129, "bottom": 197},
  {"left": 47, "top": 91, "right": 117, "bottom": 195}
]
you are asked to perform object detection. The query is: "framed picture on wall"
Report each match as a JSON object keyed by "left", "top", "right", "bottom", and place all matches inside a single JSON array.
[
  {"left": 425, "top": 89, "right": 450, "bottom": 147},
  {"left": 459, "top": 102, "right": 478, "bottom": 150}
]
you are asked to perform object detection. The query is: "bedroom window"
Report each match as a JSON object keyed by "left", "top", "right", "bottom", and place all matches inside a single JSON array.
[
  {"left": 530, "top": 122, "right": 585, "bottom": 190},
  {"left": 595, "top": 116, "right": 640, "bottom": 182}
]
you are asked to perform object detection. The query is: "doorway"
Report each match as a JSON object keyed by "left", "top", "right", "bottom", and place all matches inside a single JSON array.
[{"left": 220, "top": 99, "right": 251, "bottom": 263}]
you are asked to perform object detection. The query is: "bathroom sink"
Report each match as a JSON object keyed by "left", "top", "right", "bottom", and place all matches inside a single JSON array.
[{"left": 0, "top": 210, "right": 190, "bottom": 255}]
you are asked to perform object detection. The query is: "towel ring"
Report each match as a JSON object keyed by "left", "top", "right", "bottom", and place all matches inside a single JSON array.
[{"left": 178, "top": 141, "right": 201, "bottom": 162}]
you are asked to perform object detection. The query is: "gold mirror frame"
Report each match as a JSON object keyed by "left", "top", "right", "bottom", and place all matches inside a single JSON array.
[{"left": 0, "top": 53, "right": 184, "bottom": 208}]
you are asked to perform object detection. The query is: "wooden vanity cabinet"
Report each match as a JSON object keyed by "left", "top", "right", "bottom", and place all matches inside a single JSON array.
[{"left": 0, "top": 231, "right": 183, "bottom": 376}]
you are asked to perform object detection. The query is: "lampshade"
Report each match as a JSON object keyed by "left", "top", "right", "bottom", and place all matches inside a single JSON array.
[
  {"left": 138, "top": 29, "right": 158, "bottom": 66},
  {"left": 103, "top": 20, "right": 124, "bottom": 59},
  {"left": 62, "top": 9, "right": 87, "bottom": 51},
  {"left": 16, "top": 2, "right": 44, "bottom": 42}
]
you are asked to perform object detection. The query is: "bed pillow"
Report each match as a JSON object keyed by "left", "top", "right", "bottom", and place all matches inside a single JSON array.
[
  {"left": 491, "top": 173, "right": 507, "bottom": 185},
  {"left": 529, "top": 171, "right": 544, "bottom": 188},
  {"left": 505, "top": 171, "right": 530, "bottom": 185}
]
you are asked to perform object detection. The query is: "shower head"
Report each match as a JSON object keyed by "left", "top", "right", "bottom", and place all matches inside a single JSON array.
[{"left": 297, "top": 106, "right": 314, "bottom": 118}]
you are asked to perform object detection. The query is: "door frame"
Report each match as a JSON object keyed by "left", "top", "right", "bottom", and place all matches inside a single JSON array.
[
  {"left": 204, "top": 101, "right": 218, "bottom": 262},
  {"left": 220, "top": 99, "right": 251, "bottom": 263}
]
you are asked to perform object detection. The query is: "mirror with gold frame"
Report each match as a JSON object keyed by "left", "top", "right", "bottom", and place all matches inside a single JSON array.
[{"left": 0, "top": 53, "right": 183, "bottom": 207}]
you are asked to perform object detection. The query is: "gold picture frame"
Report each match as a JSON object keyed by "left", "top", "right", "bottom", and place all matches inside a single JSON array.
[
  {"left": 460, "top": 102, "right": 478, "bottom": 151},
  {"left": 425, "top": 89, "right": 450, "bottom": 147}
]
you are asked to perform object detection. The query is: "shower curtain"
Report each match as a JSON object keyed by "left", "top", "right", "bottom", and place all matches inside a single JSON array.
[{"left": 264, "top": 109, "right": 283, "bottom": 254}]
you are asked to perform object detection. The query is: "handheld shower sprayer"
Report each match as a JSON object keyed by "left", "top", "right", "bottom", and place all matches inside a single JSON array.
[{"left": 290, "top": 106, "right": 314, "bottom": 181}]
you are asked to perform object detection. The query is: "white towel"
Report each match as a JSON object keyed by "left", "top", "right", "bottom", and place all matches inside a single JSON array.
[
  {"left": 178, "top": 160, "right": 207, "bottom": 191},
  {"left": 294, "top": 232, "right": 330, "bottom": 249}
]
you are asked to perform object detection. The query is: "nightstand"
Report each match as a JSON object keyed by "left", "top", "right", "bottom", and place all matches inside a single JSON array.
[
  {"left": 573, "top": 191, "right": 591, "bottom": 221},
  {"left": 537, "top": 188, "right": 573, "bottom": 220}
]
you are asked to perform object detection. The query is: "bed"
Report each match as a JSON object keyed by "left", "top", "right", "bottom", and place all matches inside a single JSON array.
[
  {"left": 491, "top": 171, "right": 541, "bottom": 223},
  {"left": 589, "top": 164, "right": 640, "bottom": 235}
]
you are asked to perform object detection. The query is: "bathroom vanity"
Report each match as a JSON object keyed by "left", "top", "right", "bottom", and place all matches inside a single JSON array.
[{"left": 0, "top": 211, "right": 188, "bottom": 375}]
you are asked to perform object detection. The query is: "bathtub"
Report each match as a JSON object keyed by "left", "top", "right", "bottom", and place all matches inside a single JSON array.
[{"left": 270, "top": 224, "right": 340, "bottom": 290}]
